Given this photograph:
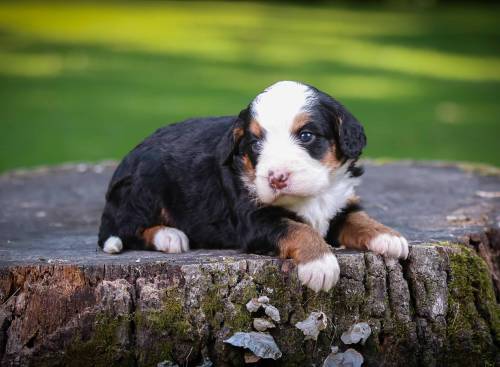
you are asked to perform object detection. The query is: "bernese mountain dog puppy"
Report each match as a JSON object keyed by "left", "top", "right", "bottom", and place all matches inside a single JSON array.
[{"left": 98, "top": 81, "right": 408, "bottom": 292}]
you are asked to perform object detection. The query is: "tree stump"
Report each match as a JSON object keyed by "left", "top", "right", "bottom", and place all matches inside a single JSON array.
[{"left": 0, "top": 161, "right": 499, "bottom": 366}]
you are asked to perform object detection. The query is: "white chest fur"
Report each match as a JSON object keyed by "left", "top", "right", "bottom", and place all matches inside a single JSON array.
[{"left": 284, "top": 166, "right": 360, "bottom": 237}]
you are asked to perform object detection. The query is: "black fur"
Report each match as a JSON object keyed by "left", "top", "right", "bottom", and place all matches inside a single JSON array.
[
  {"left": 98, "top": 85, "right": 366, "bottom": 254},
  {"left": 308, "top": 84, "right": 367, "bottom": 160}
]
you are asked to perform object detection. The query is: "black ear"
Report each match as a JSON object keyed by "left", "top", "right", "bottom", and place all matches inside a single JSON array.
[
  {"left": 313, "top": 88, "right": 366, "bottom": 160},
  {"left": 219, "top": 113, "right": 246, "bottom": 166},
  {"left": 337, "top": 109, "right": 366, "bottom": 159}
]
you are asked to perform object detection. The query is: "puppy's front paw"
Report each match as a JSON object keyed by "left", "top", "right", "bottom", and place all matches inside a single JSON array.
[
  {"left": 153, "top": 227, "right": 189, "bottom": 253},
  {"left": 368, "top": 233, "right": 409, "bottom": 259},
  {"left": 298, "top": 252, "right": 340, "bottom": 292}
]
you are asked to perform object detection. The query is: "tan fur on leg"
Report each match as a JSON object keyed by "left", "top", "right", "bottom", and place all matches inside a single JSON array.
[
  {"left": 339, "top": 211, "right": 408, "bottom": 259},
  {"left": 279, "top": 221, "right": 340, "bottom": 292}
]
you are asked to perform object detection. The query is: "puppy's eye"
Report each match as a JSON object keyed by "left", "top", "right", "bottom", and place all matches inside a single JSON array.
[
  {"left": 251, "top": 140, "right": 262, "bottom": 153},
  {"left": 298, "top": 131, "right": 315, "bottom": 144}
]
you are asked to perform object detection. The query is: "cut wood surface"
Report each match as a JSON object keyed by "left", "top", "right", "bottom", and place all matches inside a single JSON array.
[{"left": 0, "top": 161, "right": 499, "bottom": 366}]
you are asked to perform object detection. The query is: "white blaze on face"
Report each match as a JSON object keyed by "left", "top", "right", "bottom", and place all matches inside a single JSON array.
[{"left": 251, "top": 81, "right": 331, "bottom": 204}]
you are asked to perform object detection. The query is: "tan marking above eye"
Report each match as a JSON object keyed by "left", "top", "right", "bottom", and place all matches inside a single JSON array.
[
  {"left": 233, "top": 126, "right": 244, "bottom": 141},
  {"left": 291, "top": 112, "right": 311, "bottom": 134},
  {"left": 241, "top": 154, "right": 256, "bottom": 180},
  {"left": 249, "top": 119, "right": 263, "bottom": 138}
]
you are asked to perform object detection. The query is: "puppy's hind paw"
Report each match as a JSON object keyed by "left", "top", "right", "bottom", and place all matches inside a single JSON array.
[
  {"left": 297, "top": 252, "right": 340, "bottom": 292},
  {"left": 153, "top": 227, "right": 189, "bottom": 253},
  {"left": 103, "top": 236, "right": 123, "bottom": 254},
  {"left": 368, "top": 233, "right": 409, "bottom": 259}
]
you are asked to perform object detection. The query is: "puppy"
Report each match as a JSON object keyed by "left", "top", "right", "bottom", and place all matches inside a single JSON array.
[{"left": 98, "top": 81, "right": 408, "bottom": 292}]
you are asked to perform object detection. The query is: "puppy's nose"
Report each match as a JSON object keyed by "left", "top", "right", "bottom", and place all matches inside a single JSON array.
[{"left": 268, "top": 170, "right": 290, "bottom": 190}]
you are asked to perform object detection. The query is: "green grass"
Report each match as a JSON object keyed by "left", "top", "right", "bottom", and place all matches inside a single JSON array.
[{"left": 0, "top": 1, "right": 499, "bottom": 172}]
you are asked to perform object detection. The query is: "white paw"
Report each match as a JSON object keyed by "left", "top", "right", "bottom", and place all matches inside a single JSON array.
[
  {"left": 103, "top": 236, "right": 123, "bottom": 254},
  {"left": 368, "top": 233, "right": 409, "bottom": 259},
  {"left": 298, "top": 252, "right": 340, "bottom": 292},
  {"left": 153, "top": 227, "right": 189, "bottom": 253}
]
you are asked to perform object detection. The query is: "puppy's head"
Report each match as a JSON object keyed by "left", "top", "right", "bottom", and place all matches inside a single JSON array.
[{"left": 225, "top": 81, "right": 366, "bottom": 205}]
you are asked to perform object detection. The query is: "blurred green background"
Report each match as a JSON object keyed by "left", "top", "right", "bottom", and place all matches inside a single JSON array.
[{"left": 0, "top": 1, "right": 499, "bottom": 172}]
